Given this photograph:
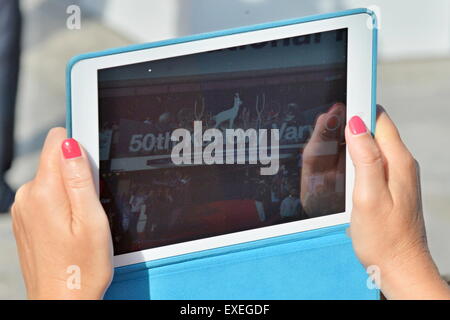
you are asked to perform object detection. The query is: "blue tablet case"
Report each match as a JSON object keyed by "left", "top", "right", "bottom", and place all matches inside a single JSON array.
[{"left": 66, "top": 8, "right": 378, "bottom": 300}]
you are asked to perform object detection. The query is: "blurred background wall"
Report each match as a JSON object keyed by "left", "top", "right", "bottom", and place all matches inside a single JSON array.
[
  {"left": 81, "top": 0, "right": 450, "bottom": 60},
  {"left": 1, "top": 0, "right": 449, "bottom": 299}
]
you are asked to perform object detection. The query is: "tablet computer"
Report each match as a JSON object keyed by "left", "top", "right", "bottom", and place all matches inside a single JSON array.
[{"left": 68, "top": 10, "right": 376, "bottom": 268}]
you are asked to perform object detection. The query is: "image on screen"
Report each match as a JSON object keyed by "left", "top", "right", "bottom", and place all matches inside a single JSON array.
[{"left": 98, "top": 28, "right": 348, "bottom": 255}]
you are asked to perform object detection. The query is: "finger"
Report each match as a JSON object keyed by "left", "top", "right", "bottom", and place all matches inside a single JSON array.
[
  {"left": 300, "top": 104, "right": 345, "bottom": 205},
  {"left": 374, "top": 105, "right": 409, "bottom": 155},
  {"left": 60, "top": 138, "right": 105, "bottom": 223},
  {"left": 309, "top": 102, "right": 345, "bottom": 143},
  {"left": 32, "top": 128, "right": 72, "bottom": 223},
  {"left": 35, "top": 127, "right": 67, "bottom": 186},
  {"left": 303, "top": 103, "right": 345, "bottom": 167},
  {"left": 374, "top": 106, "right": 417, "bottom": 189},
  {"left": 346, "top": 115, "right": 390, "bottom": 206}
]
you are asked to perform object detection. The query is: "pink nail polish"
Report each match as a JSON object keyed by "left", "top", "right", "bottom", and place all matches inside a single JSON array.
[
  {"left": 349, "top": 116, "right": 367, "bottom": 135},
  {"left": 61, "top": 138, "right": 82, "bottom": 159}
]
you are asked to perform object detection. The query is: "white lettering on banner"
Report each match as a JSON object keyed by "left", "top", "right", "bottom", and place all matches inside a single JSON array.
[
  {"left": 127, "top": 124, "right": 312, "bottom": 153},
  {"left": 129, "top": 132, "right": 172, "bottom": 153},
  {"left": 121, "top": 122, "right": 323, "bottom": 176},
  {"left": 272, "top": 122, "right": 314, "bottom": 141}
]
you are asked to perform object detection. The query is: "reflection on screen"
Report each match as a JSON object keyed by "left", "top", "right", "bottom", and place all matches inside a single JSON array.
[{"left": 98, "top": 29, "right": 347, "bottom": 255}]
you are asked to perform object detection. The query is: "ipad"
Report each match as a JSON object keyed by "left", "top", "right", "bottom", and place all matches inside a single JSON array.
[{"left": 68, "top": 11, "right": 376, "bottom": 267}]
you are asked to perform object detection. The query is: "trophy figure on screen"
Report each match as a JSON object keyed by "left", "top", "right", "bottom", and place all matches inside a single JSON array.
[
  {"left": 255, "top": 93, "right": 266, "bottom": 129},
  {"left": 241, "top": 106, "right": 250, "bottom": 129},
  {"left": 213, "top": 93, "right": 242, "bottom": 129},
  {"left": 194, "top": 97, "right": 205, "bottom": 121}
]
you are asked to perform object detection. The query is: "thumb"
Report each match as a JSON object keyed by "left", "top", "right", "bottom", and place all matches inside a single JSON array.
[
  {"left": 346, "top": 116, "right": 388, "bottom": 204},
  {"left": 60, "top": 138, "right": 104, "bottom": 220}
]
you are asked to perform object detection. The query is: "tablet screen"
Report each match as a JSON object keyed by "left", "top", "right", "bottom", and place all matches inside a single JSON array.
[{"left": 98, "top": 28, "right": 347, "bottom": 255}]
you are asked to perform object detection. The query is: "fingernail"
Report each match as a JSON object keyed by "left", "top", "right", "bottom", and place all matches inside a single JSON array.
[
  {"left": 62, "top": 138, "right": 82, "bottom": 159},
  {"left": 349, "top": 116, "right": 367, "bottom": 135},
  {"left": 326, "top": 114, "right": 339, "bottom": 130}
]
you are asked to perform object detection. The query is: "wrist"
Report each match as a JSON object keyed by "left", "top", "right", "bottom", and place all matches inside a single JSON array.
[
  {"left": 378, "top": 247, "right": 450, "bottom": 299},
  {"left": 29, "top": 282, "right": 106, "bottom": 300},
  {"left": 31, "top": 290, "right": 104, "bottom": 300}
]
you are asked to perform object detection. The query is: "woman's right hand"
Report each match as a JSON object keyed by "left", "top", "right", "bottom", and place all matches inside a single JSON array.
[
  {"left": 12, "top": 128, "right": 113, "bottom": 299},
  {"left": 346, "top": 106, "right": 450, "bottom": 300}
]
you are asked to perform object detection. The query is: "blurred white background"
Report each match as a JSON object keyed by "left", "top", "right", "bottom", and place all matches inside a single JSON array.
[
  {"left": 1, "top": 0, "right": 449, "bottom": 299},
  {"left": 82, "top": 0, "right": 450, "bottom": 60}
]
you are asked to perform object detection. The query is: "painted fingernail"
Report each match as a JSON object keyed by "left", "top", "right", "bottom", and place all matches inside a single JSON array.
[
  {"left": 61, "top": 138, "right": 82, "bottom": 159},
  {"left": 326, "top": 114, "right": 339, "bottom": 130},
  {"left": 349, "top": 116, "right": 367, "bottom": 135}
]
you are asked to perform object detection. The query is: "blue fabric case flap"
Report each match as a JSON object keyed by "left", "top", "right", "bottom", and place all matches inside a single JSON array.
[{"left": 105, "top": 224, "right": 378, "bottom": 300}]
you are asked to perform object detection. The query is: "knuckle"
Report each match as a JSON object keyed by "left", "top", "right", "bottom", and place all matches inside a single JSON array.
[
  {"left": 353, "top": 190, "right": 391, "bottom": 213},
  {"left": 14, "top": 182, "right": 30, "bottom": 206},
  {"left": 10, "top": 184, "right": 31, "bottom": 228},
  {"left": 10, "top": 202, "right": 19, "bottom": 221},
  {"left": 11, "top": 207, "right": 21, "bottom": 234},
  {"left": 29, "top": 182, "right": 53, "bottom": 205},
  {"left": 358, "top": 148, "right": 383, "bottom": 166},
  {"left": 65, "top": 173, "right": 91, "bottom": 190},
  {"left": 405, "top": 152, "right": 416, "bottom": 168},
  {"left": 400, "top": 151, "right": 417, "bottom": 175},
  {"left": 353, "top": 194, "right": 378, "bottom": 212}
]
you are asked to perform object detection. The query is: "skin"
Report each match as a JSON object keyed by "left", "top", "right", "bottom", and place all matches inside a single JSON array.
[
  {"left": 11, "top": 128, "right": 113, "bottom": 299},
  {"left": 11, "top": 109, "right": 450, "bottom": 299},
  {"left": 301, "top": 105, "right": 450, "bottom": 299},
  {"left": 301, "top": 102, "right": 346, "bottom": 217},
  {"left": 346, "top": 107, "right": 450, "bottom": 299}
]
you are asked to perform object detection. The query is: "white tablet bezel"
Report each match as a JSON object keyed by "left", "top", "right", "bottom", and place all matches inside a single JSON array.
[{"left": 70, "top": 13, "right": 374, "bottom": 267}]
